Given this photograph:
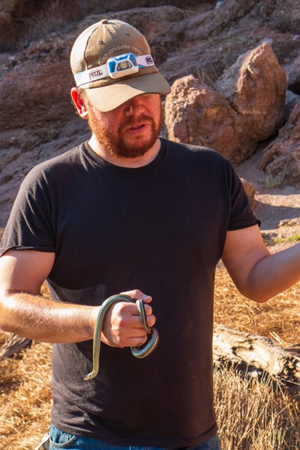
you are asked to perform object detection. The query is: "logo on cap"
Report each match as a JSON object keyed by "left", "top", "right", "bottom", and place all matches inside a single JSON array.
[
  {"left": 145, "top": 56, "right": 154, "bottom": 65},
  {"left": 89, "top": 69, "right": 103, "bottom": 80}
]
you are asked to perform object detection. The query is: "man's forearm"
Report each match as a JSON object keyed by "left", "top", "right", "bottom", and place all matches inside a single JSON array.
[
  {"left": 245, "top": 243, "right": 300, "bottom": 302},
  {"left": 223, "top": 227, "right": 300, "bottom": 303},
  {"left": 0, "top": 291, "right": 97, "bottom": 343},
  {"left": 0, "top": 288, "right": 155, "bottom": 347}
]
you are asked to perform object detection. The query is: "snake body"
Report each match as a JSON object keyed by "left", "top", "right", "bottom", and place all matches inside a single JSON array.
[{"left": 84, "top": 294, "right": 159, "bottom": 380}]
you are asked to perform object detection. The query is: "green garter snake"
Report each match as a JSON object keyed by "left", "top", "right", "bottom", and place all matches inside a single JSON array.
[{"left": 84, "top": 294, "right": 159, "bottom": 380}]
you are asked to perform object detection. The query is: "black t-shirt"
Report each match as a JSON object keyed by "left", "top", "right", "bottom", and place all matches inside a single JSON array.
[{"left": 0, "top": 138, "right": 259, "bottom": 446}]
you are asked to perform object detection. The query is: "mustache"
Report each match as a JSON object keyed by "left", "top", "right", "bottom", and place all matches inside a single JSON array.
[{"left": 119, "top": 114, "right": 155, "bottom": 132}]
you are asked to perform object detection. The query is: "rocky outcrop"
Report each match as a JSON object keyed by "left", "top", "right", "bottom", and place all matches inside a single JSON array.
[
  {"left": 287, "top": 55, "right": 300, "bottom": 95},
  {"left": 165, "top": 43, "right": 286, "bottom": 164},
  {"left": 259, "top": 100, "right": 300, "bottom": 184},
  {"left": 159, "top": 0, "right": 300, "bottom": 85},
  {"left": 0, "top": 0, "right": 205, "bottom": 51}
]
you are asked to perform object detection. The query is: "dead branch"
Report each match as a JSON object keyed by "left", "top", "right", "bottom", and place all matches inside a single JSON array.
[
  {"left": 214, "top": 324, "right": 300, "bottom": 392},
  {"left": 0, "top": 333, "right": 32, "bottom": 360}
]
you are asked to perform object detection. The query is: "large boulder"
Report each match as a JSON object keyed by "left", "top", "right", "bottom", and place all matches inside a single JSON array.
[
  {"left": 164, "top": 75, "right": 246, "bottom": 163},
  {"left": 214, "top": 42, "right": 286, "bottom": 144},
  {"left": 165, "top": 42, "right": 286, "bottom": 164}
]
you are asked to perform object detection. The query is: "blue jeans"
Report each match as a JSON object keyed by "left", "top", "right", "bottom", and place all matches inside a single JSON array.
[{"left": 49, "top": 425, "right": 221, "bottom": 450}]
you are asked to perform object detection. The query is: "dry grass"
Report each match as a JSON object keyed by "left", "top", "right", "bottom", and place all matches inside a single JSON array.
[
  {"left": 214, "top": 263, "right": 300, "bottom": 347},
  {"left": 1, "top": 266, "right": 300, "bottom": 449},
  {"left": 214, "top": 368, "right": 300, "bottom": 449},
  {"left": 214, "top": 264, "right": 300, "bottom": 450},
  {"left": 0, "top": 339, "right": 52, "bottom": 450}
]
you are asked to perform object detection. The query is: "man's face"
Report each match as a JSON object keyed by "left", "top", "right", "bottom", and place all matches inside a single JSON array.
[{"left": 86, "top": 94, "right": 162, "bottom": 159}]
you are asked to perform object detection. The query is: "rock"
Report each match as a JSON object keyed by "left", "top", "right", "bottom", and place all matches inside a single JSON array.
[
  {"left": 0, "top": 0, "right": 13, "bottom": 15},
  {"left": 0, "top": 0, "right": 14, "bottom": 51},
  {"left": 165, "top": 43, "right": 286, "bottom": 164},
  {"left": 268, "top": 0, "right": 300, "bottom": 34},
  {"left": 287, "top": 54, "right": 300, "bottom": 95},
  {"left": 285, "top": 90, "right": 300, "bottom": 120},
  {"left": 258, "top": 99, "right": 300, "bottom": 185},
  {"left": 214, "top": 42, "right": 287, "bottom": 144},
  {"left": 164, "top": 75, "right": 246, "bottom": 163},
  {"left": 159, "top": 0, "right": 300, "bottom": 87}
]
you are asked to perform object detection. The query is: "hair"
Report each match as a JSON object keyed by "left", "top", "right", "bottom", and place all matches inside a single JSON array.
[{"left": 77, "top": 87, "right": 87, "bottom": 101}]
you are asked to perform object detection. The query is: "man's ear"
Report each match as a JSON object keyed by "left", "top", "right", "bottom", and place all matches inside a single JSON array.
[{"left": 71, "top": 88, "right": 89, "bottom": 119}]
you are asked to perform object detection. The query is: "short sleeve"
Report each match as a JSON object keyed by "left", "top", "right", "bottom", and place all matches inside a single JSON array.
[
  {"left": 227, "top": 163, "right": 260, "bottom": 231},
  {"left": 0, "top": 165, "right": 56, "bottom": 256}
]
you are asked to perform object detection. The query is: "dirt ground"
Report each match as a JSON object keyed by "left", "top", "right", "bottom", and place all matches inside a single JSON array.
[{"left": 236, "top": 148, "right": 300, "bottom": 250}]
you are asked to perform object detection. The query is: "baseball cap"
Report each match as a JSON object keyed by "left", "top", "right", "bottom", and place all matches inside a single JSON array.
[{"left": 70, "top": 18, "right": 171, "bottom": 112}]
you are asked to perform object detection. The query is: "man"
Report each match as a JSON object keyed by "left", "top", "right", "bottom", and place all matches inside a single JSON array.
[{"left": 0, "top": 18, "right": 300, "bottom": 450}]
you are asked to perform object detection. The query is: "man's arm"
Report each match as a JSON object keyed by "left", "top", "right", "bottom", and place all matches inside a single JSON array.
[
  {"left": 222, "top": 224, "right": 300, "bottom": 303},
  {"left": 0, "top": 249, "right": 154, "bottom": 346}
]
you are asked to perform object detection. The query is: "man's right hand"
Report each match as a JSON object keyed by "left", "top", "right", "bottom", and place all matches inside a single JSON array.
[{"left": 99, "top": 289, "right": 156, "bottom": 348}]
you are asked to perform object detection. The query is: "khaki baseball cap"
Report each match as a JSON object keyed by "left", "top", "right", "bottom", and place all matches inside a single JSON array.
[{"left": 70, "top": 18, "right": 171, "bottom": 112}]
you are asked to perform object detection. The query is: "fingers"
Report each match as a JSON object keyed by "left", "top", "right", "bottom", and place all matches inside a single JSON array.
[
  {"left": 120, "top": 289, "right": 155, "bottom": 327},
  {"left": 114, "top": 301, "right": 156, "bottom": 336},
  {"left": 120, "top": 288, "right": 152, "bottom": 302}
]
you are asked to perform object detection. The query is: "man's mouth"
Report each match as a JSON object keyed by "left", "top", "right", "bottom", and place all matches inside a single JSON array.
[
  {"left": 129, "top": 124, "right": 144, "bottom": 130},
  {"left": 122, "top": 122, "right": 148, "bottom": 134},
  {"left": 120, "top": 115, "right": 152, "bottom": 133}
]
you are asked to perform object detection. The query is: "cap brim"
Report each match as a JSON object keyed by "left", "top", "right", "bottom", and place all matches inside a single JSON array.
[{"left": 84, "top": 72, "right": 171, "bottom": 112}]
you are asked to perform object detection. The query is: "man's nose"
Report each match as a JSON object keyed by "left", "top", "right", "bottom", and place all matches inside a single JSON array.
[{"left": 124, "top": 96, "right": 145, "bottom": 116}]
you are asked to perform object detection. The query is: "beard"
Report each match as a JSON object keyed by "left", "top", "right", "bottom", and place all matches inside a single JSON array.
[{"left": 87, "top": 104, "right": 162, "bottom": 159}]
